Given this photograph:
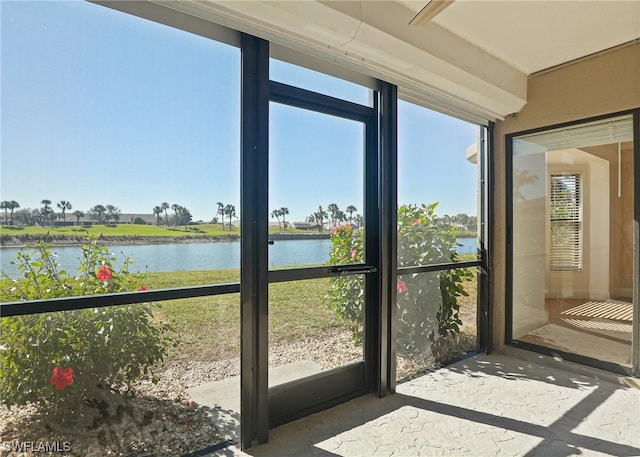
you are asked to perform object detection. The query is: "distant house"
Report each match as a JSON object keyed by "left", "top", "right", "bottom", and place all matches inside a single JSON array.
[
  {"left": 121, "top": 214, "right": 156, "bottom": 225},
  {"left": 292, "top": 221, "right": 320, "bottom": 230},
  {"left": 54, "top": 213, "right": 156, "bottom": 226}
]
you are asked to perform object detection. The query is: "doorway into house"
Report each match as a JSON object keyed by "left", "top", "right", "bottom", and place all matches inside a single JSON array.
[{"left": 509, "top": 114, "right": 637, "bottom": 373}]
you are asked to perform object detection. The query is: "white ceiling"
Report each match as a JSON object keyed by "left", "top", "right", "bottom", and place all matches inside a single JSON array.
[
  {"left": 144, "top": 0, "right": 640, "bottom": 122},
  {"left": 430, "top": 0, "right": 640, "bottom": 75}
]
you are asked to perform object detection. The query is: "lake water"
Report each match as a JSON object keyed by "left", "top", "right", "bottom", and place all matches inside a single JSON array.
[{"left": 1, "top": 238, "right": 476, "bottom": 277}]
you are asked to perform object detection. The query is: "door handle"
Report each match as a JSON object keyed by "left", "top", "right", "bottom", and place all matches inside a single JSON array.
[{"left": 329, "top": 264, "right": 377, "bottom": 275}]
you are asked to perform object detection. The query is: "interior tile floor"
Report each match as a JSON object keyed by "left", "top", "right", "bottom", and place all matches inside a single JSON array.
[{"left": 519, "top": 298, "right": 633, "bottom": 367}]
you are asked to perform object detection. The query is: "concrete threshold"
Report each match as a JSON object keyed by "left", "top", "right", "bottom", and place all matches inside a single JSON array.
[{"left": 188, "top": 361, "right": 324, "bottom": 442}]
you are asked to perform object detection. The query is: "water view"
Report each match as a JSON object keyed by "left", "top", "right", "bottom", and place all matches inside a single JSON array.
[{"left": 0, "top": 238, "right": 476, "bottom": 278}]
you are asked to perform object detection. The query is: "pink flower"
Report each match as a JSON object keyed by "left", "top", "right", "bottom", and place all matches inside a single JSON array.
[
  {"left": 96, "top": 265, "right": 112, "bottom": 282},
  {"left": 331, "top": 226, "right": 339, "bottom": 234},
  {"left": 50, "top": 367, "right": 74, "bottom": 390},
  {"left": 396, "top": 280, "right": 408, "bottom": 293},
  {"left": 412, "top": 219, "right": 421, "bottom": 226},
  {"left": 139, "top": 285, "right": 147, "bottom": 291},
  {"left": 350, "top": 249, "right": 357, "bottom": 259}
]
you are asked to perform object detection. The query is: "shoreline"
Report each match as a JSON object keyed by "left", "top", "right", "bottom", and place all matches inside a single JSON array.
[
  {"left": 1, "top": 231, "right": 476, "bottom": 248},
  {"left": 0, "top": 232, "right": 333, "bottom": 248}
]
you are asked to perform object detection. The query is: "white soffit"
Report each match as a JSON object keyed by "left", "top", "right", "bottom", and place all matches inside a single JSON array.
[
  {"left": 155, "top": 0, "right": 529, "bottom": 122},
  {"left": 433, "top": 0, "right": 640, "bottom": 75}
]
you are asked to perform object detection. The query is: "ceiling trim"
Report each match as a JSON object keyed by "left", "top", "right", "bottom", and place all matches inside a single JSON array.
[
  {"left": 531, "top": 38, "right": 640, "bottom": 78},
  {"left": 409, "top": 0, "right": 455, "bottom": 26}
]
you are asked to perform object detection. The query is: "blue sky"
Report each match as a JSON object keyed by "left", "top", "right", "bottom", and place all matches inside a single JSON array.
[{"left": 1, "top": 1, "right": 478, "bottom": 224}]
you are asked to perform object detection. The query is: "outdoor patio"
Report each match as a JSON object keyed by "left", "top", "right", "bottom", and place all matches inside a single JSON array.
[{"left": 213, "top": 351, "right": 640, "bottom": 457}]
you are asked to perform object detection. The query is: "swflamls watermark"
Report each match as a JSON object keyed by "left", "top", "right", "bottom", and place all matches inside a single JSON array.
[{"left": 1, "top": 439, "right": 72, "bottom": 453}]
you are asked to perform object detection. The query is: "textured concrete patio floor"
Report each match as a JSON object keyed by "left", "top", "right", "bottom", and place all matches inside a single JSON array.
[{"left": 212, "top": 351, "right": 640, "bottom": 457}]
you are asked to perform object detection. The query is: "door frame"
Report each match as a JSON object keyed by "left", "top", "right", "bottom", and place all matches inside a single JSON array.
[
  {"left": 505, "top": 109, "right": 640, "bottom": 377},
  {"left": 266, "top": 79, "right": 379, "bottom": 426},
  {"left": 239, "top": 34, "right": 398, "bottom": 448}
]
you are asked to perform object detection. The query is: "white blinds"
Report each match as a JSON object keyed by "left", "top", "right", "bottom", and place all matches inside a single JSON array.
[
  {"left": 550, "top": 173, "right": 582, "bottom": 271},
  {"left": 513, "top": 115, "right": 633, "bottom": 156}
]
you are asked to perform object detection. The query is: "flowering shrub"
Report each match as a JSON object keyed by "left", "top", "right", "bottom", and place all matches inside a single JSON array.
[
  {"left": 50, "top": 367, "right": 74, "bottom": 391},
  {"left": 327, "top": 224, "right": 364, "bottom": 344},
  {"left": 327, "top": 203, "right": 472, "bottom": 361},
  {"left": 0, "top": 235, "right": 171, "bottom": 409}
]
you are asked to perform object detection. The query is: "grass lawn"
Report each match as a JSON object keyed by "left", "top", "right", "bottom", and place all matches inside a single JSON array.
[
  {"left": 1, "top": 223, "right": 235, "bottom": 237},
  {"left": 2, "top": 265, "right": 478, "bottom": 365},
  {"left": 1, "top": 223, "right": 319, "bottom": 239},
  {"left": 141, "top": 270, "right": 342, "bottom": 363},
  {"left": 139, "top": 269, "right": 478, "bottom": 364}
]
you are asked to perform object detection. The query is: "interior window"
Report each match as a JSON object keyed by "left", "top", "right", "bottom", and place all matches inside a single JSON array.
[{"left": 549, "top": 173, "right": 582, "bottom": 271}]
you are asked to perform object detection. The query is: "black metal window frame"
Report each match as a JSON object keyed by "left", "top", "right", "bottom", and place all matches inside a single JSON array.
[
  {"left": 265, "top": 76, "right": 381, "bottom": 429},
  {"left": 239, "top": 33, "right": 395, "bottom": 446},
  {"left": 505, "top": 109, "right": 640, "bottom": 377},
  {"left": 0, "top": 283, "right": 240, "bottom": 317},
  {"left": 392, "top": 122, "right": 490, "bottom": 364},
  {"left": 1, "top": 2, "right": 495, "bottom": 450}
]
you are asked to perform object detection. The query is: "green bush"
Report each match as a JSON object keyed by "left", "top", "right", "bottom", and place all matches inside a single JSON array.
[
  {"left": 327, "top": 203, "right": 472, "bottom": 359},
  {"left": 0, "top": 235, "right": 171, "bottom": 409},
  {"left": 326, "top": 223, "right": 364, "bottom": 344}
]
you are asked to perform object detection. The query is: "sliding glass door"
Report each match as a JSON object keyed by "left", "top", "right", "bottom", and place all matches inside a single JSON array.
[{"left": 508, "top": 113, "right": 638, "bottom": 374}]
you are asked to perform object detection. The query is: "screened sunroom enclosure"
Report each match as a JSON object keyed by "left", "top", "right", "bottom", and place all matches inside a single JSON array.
[{"left": 0, "top": 1, "right": 490, "bottom": 452}]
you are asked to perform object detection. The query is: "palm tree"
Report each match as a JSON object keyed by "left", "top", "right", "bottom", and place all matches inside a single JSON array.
[
  {"left": 314, "top": 205, "right": 327, "bottom": 233},
  {"left": 8, "top": 201, "right": 20, "bottom": 225},
  {"left": 353, "top": 213, "right": 363, "bottom": 229},
  {"left": 215, "top": 202, "right": 224, "bottom": 224},
  {"left": 225, "top": 204, "right": 236, "bottom": 230},
  {"left": 105, "top": 205, "right": 120, "bottom": 223},
  {"left": 90, "top": 204, "right": 106, "bottom": 224},
  {"left": 346, "top": 205, "right": 357, "bottom": 224},
  {"left": 0, "top": 201, "right": 8, "bottom": 225},
  {"left": 175, "top": 205, "right": 192, "bottom": 231},
  {"left": 279, "top": 207, "right": 289, "bottom": 230},
  {"left": 41, "top": 199, "right": 52, "bottom": 225},
  {"left": 271, "top": 209, "right": 282, "bottom": 231},
  {"left": 327, "top": 203, "right": 339, "bottom": 228},
  {"left": 219, "top": 206, "right": 227, "bottom": 230},
  {"left": 73, "top": 210, "right": 84, "bottom": 225},
  {"left": 153, "top": 206, "right": 163, "bottom": 226},
  {"left": 57, "top": 200, "right": 72, "bottom": 223},
  {"left": 161, "top": 202, "right": 170, "bottom": 225},
  {"left": 171, "top": 203, "right": 181, "bottom": 226}
]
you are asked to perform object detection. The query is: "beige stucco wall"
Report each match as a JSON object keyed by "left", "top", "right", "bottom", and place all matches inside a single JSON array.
[
  {"left": 492, "top": 42, "right": 640, "bottom": 352},
  {"left": 582, "top": 143, "right": 635, "bottom": 298}
]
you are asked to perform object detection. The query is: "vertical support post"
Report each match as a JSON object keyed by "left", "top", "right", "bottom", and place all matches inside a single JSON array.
[
  {"left": 240, "top": 33, "right": 269, "bottom": 449},
  {"left": 504, "top": 133, "right": 514, "bottom": 344},
  {"left": 478, "top": 122, "right": 494, "bottom": 354},
  {"left": 632, "top": 110, "right": 639, "bottom": 376},
  {"left": 378, "top": 81, "right": 398, "bottom": 395},
  {"left": 364, "top": 92, "right": 380, "bottom": 396}
]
